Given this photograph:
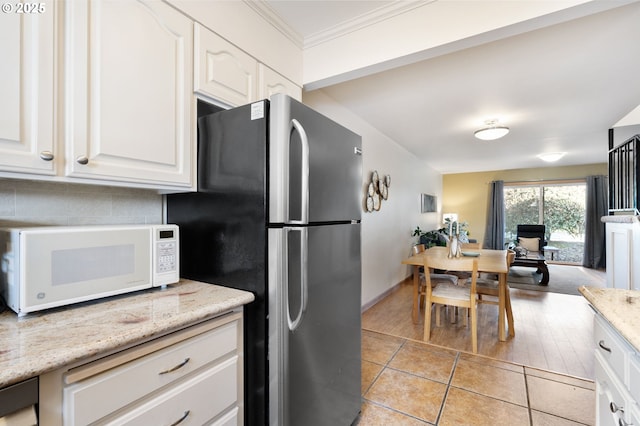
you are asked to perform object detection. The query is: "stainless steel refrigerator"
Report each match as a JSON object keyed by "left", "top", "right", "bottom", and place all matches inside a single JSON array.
[{"left": 166, "top": 94, "right": 362, "bottom": 426}]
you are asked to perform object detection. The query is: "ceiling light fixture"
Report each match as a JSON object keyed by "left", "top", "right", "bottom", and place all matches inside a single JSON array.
[
  {"left": 474, "top": 119, "right": 510, "bottom": 141},
  {"left": 537, "top": 152, "right": 566, "bottom": 162}
]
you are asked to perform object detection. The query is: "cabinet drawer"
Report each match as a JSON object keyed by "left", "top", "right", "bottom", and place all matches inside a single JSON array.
[
  {"left": 64, "top": 320, "right": 238, "bottom": 425},
  {"left": 594, "top": 315, "right": 628, "bottom": 382},
  {"left": 595, "top": 352, "right": 627, "bottom": 426},
  {"left": 103, "top": 357, "right": 238, "bottom": 425}
]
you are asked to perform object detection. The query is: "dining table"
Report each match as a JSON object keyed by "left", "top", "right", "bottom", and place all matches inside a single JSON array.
[{"left": 402, "top": 246, "right": 513, "bottom": 341}]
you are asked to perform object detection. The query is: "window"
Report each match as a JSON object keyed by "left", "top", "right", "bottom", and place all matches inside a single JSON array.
[{"left": 504, "top": 181, "right": 586, "bottom": 263}]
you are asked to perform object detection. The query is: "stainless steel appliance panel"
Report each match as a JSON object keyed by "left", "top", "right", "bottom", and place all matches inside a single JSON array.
[
  {"left": 269, "top": 94, "right": 362, "bottom": 225},
  {"left": 269, "top": 223, "right": 361, "bottom": 426}
]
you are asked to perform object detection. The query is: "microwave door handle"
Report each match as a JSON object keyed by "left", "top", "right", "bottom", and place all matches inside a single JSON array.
[
  {"left": 286, "top": 227, "right": 308, "bottom": 332},
  {"left": 289, "top": 119, "right": 309, "bottom": 225}
]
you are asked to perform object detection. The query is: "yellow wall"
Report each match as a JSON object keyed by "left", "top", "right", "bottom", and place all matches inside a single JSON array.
[{"left": 442, "top": 163, "right": 608, "bottom": 244}]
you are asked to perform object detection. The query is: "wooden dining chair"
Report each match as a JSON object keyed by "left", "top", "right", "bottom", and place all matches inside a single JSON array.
[
  {"left": 466, "top": 249, "right": 516, "bottom": 338},
  {"left": 411, "top": 244, "right": 458, "bottom": 312},
  {"left": 445, "top": 241, "right": 482, "bottom": 283},
  {"left": 423, "top": 256, "right": 479, "bottom": 353}
]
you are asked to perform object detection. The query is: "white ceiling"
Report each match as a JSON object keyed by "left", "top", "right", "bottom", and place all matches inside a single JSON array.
[{"left": 265, "top": 0, "right": 640, "bottom": 174}]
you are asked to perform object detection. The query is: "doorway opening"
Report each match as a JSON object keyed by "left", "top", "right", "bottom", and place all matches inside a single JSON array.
[{"left": 504, "top": 180, "right": 586, "bottom": 264}]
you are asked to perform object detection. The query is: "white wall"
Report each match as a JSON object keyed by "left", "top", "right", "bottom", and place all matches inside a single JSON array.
[{"left": 303, "top": 90, "right": 442, "bottom": 308}]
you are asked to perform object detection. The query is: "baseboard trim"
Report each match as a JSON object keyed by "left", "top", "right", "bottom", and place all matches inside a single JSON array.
[{"left": 362, "top": 275, "right": 412, "bottom": 313}]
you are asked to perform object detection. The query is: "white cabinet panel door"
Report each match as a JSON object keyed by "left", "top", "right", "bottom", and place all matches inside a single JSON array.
[
  {"left": 0, "top": 0, "right": 55, "bottom": 175},
  {"left": 605, "top": 222, "right": 636, "bottom": 290},
  {"left": 258, "top": 64, "right": 302, "bottom": 101},
  {"left": 194, "top": 23, "right": 257, "bottom": 107},
  {"left": 64, "top": 0, "right": 193, "bottom": 188}
]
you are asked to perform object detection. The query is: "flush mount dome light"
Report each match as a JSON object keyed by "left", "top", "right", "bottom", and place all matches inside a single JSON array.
[
  {"left": 537, "top": 152, "right": 566, "bottom": 162},
  {"left": 474, "top": 119, "right": 510, "bottom": 141}
]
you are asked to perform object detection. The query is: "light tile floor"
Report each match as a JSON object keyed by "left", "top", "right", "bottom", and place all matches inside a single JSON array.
[{"left": 358, "top": 330, "right": 595, "bottom": 425}]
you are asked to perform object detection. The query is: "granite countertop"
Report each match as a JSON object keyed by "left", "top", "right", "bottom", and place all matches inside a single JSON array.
[
  {"left": 0, "top": 280, "right": 254, "bottom": 388},
  {"left": 579, "top": 286, "right": 640, "bottom": 352},
  {"left": 601, "top": 215, "right": 640, "bottom": 224}
]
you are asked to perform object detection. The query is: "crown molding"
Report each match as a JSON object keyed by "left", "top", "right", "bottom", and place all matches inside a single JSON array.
[
  {"left": 304, "top": 1, "right": 435, "bottom": 49},
  {"left": 245, "top": 0, "right": 435, "bottom": 51},
  {"left": 244, "top": 0, "right": 304, "bottom": 48}
]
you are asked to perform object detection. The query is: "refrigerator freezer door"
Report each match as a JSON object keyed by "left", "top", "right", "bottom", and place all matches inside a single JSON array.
[
  {"left": 270, "top": 94, "right": 363, "bottom": 224},
  {"left": 268, "top": 223, "right": 362, "bottom": 426}
]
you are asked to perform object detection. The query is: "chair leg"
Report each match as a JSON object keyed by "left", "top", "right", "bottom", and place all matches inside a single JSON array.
[
  {"left": 470, "top": 302, "right": 478, "bottom": 353},
  {"left": 435, "top": 304, "right": 441, "bottom": 327},
  {"left": 424, "top": 301, "right": 432, "bottom": 341},
  {"left": 505, "top": 286, "right": 515, "bottom": 338}
]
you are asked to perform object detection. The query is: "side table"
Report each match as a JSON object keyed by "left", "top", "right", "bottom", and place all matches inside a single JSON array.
[{"left": 543, "top": 246, "right": 559, "bottom": 260}]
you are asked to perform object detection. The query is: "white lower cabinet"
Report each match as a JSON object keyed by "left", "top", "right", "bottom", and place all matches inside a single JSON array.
[
  {"left": 40, "top": 311, "right": 243, "bottom": 426},
  {"left": 594, "top": 314, "right": 639, "bottom": 426}
]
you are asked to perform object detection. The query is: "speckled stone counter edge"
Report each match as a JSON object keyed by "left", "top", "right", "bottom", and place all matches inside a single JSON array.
[
  {"left": 579, "top": 285, "right": 640, "bottom": 352},
  {"left": 601, "top": 215, "right": 639, "bottom": 224},
  {"left": 0, "top": 280, "right": 254, "bottom": 388}
]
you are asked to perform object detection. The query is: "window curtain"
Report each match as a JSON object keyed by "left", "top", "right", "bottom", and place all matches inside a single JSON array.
[
  {"left": 483, "top": 180, "right": 505, "bottom": 250},
  {"left": 583, "top": 175, "right": 608, "bottom": 269}
]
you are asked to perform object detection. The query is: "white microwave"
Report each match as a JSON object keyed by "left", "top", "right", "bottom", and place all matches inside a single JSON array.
[{"left": 0, "top": 224, "right": 179, "bottom": 316}]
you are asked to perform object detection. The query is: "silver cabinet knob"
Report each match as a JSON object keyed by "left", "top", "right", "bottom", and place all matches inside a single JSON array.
[
  {"left": 39, "top": 151, "right": 54, "bottom": 161},
  {"left": 610, "top": 401, "right": 624, "bottom": 414},
  {"left": 76, "top": 155, "right": 89, "bottom": 165}
]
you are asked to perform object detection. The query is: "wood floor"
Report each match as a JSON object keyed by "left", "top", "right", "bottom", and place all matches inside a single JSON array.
[{"left": 362, "top": 266, "right": 606, "bottom": 380}]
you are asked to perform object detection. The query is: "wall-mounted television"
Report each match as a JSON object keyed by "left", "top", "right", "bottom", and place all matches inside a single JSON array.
[{"left": 421, "top": 194, "right": 437, "bottom": 213}]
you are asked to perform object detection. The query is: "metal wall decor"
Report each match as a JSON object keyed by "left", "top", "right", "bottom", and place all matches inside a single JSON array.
[{"left": 365, "top": 170, "right": 391, "bottom": 212}]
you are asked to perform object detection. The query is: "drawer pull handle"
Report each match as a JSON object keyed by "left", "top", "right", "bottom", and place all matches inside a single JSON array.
[
  {"left": 618, "top": 419, "right": 630, "bottom": 426},
  {"left": 169, "top": 410, "right": 190, "bottom": 426},
  {"left": 610, "top": 401, "right": 624, "bottom": 414},
  {"left": 599, "top": 340, "right": 612, "bottom": 353},
  {"left": 159, "top": 357, "right": 190, "bottom": 375}
]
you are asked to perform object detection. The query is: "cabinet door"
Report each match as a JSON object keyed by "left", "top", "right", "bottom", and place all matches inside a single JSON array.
[
  {"left": 64, "top": 0, "right": 193, "bottom": 188},
  {"left": 605, "top": 223, "right": 632, "bottom": 290},
  {"left": 0, "top": 0, "right": 55, "bottom": 175},
  {"left": 194, "top": 23, "right": 257, "bottom": 107},
  {"left": 258, "top": 64, "right": 302, "bottom": 101}
]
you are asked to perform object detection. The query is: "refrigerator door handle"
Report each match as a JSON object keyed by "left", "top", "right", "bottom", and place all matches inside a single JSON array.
[
  {"left": 286, "top": 227, "right": 308, "bottom": 331},
  {"left": 289, "top": 119, "right": 310, "bottom": 225}
]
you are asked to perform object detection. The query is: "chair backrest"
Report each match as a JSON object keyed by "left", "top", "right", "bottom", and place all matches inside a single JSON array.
[
  {"left": 412, "top": 244, "right": 426, "bottom": 255},
  {"left": 424, "top": 256, "right": 478, "bottom": 292},
  {"left": 516, "top": 224, "right": 546, "bottom": 251}
]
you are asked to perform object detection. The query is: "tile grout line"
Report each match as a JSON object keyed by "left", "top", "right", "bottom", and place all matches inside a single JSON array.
[
  {"left": 433, "top": 349, "right": 461, "bottom": 425},
  {"left": 524, "top": 368, "right": 534, "bottom": 426}
]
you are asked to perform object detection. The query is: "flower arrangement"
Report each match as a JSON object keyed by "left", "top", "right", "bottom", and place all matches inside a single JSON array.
[{"left": 412, "top": 219, "right": 470, "bottom": 247}]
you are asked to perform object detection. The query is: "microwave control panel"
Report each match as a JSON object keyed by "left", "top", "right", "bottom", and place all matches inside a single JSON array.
[{"left": 153, "top": 225, "right": 179, "bottom": 286}]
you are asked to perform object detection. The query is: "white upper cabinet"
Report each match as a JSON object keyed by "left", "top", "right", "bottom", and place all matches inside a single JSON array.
[
  {"left": 0, "top": 0, "right": 55, "bottom": 175},
  {"left": 258, "top": 64, "right": 302, "bottom": 101},
  {"left": 63, "top": 0, "right": 194, "bottom": 189},
  {"left": 194, "top": 23, "right": 257, "bottom": 107}
]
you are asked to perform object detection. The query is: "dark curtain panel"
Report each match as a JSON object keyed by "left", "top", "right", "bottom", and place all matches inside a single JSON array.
[
  {"left": 483, "top": 180, "right": 505, "bottom": 250},
  {"left": 583, "top": 175, "right": 608, "bottom": 268}
]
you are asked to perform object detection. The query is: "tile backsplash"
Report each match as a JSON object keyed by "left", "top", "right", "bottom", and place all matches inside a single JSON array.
[{"left": 0, "top": 179, "right": 163, "bottom": 227}]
